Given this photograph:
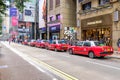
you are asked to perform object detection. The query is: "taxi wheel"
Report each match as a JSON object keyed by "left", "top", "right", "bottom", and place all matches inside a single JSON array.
[
  {"left": 46, "top": 47, "right": 49, "bottom": 50},
  {"left": 69, "top": 49, "right": 73, "bottom": 55},
  {"left": 88, "top": 52, "right": 95, "bottom": 58},
  {"left": 55, "top": 48, "right": 58, "bottom": 52}
]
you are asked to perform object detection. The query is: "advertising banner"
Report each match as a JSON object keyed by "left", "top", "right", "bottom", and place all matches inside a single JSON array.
[
  {"left": 23, "top": 0, "right": 36, "bottom": 22},
  {"left": 39, "top": 0, "right": 46, "bottom": 28},
  {"left": 10, "top": 8, "right": 17, "bottom": 17},
  {"left": 12, "top": 17, "right": 18, "bottom": 26}
]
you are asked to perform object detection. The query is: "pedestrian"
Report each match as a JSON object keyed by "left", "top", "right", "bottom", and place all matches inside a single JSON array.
[
  {"left": 117, "top": 38, "right": 120, "bottom": 53},
  {"left": 9, "top": 38, "right": 12, "bottom": 44}
]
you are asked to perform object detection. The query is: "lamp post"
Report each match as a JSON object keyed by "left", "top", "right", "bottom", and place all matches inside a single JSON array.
[{"left": 45, "top": 0, "right": 48, "bottom": 40}]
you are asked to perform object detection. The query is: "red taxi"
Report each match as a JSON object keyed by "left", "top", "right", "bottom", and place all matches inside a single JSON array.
[
  {"left": 29, "top": 40, "right": 36, "bottom": 47},
  {"left": 68, "top": 41, "right": 113, "bottom": 58},
  {"left": 48, "top": 40, "right": 69, "bottom": 52},
  {"left": 22, "top": 40, "right": 28, "bottom": 45},
  {"left": 35, "top": 40, "right": 41, "bottom": 48},
  {"left": 39, "top": 40, "right": 47, "bottom": 48}
]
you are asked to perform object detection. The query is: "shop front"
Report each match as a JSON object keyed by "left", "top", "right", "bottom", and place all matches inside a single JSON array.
[
  {"left": 39, "top": 27, "right": 46, "bottom": 39},
  {"left": 49, "top": 25, "right": 60, "bottom": 40},
  {"left": 81, "top": 14, "right": 112, "bottom": 46}
]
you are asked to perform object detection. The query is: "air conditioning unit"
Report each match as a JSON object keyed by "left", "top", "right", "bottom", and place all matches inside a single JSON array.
[{"left": 110, "top": 0, "right": 118, "bottom": 3}]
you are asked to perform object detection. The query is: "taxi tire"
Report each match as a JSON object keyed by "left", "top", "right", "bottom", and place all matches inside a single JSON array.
[
  {"left": 46, "top": 47, "right": 49, "bottom": 50},
  {"left": 55, "top": 48, "right": 58, "bottom": 52},
  {"left": 69, "top": 49, "right": 73, "bottom": 55},
  {"left": 88, "top": 52, "right": 95, "bottom": 58}
]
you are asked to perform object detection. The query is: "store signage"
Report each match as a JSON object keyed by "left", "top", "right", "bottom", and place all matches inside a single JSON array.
[
  {"left": 51, "top": 27, "right": 56, "bottom": 30},
  {"left": 49, "top": 25, "right": 60, "bottom": 32},
  {"left": 87, "top": 20, "right": 102, "bottom": 25},
  {"left": 81, "top": 14, "right": 112, "bottom": 28},
  {"left": 10, "top": 8, "right": 17, "bottom": 17},
  {"left": 12, "top": 17, "right": 18, "bottom": 26},
  {"left": 25, "top": 9, "right": 32, "bottom": 16}
]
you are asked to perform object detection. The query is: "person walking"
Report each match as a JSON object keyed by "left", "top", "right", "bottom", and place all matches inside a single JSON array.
[
  {"left": 117, "top": 38, "right": 120, "bottom": 53},
  {"left": 9, "top": 38, "right": 12, "bottom": 44}
]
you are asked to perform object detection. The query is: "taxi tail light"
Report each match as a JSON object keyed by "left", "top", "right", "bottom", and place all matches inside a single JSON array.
[{"left": 110, "top": 48, "right": 113, "bottom": 51}]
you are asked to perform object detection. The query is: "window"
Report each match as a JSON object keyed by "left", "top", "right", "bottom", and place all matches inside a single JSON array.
[
  {"left": 82, "top": 2, "right": 91, "bottom": 10},
  {"left": 83, "top": 42, "right": 91, "bottom": 47},
  {"left": 79, "top": 0, "right": 83, "bottom": 3},
  {"left": 53, "top": 41, "right": 56, "bottom": 44},
  {"left": 56, "top": 0, "right": 60, "bottom": 7},
  {"left": 56, "top": 14, "right": 60, "bottom": 20},
  {"left": 49, "top": 0, "right": 53, "bottom": 10},
  {"left": 50, "top": 16, "right": 53, "bottom": 22},
  {"left": 77, "top": 42, "right": 83, "bottom": 46},
  {"left": 99, "top": 0, "right": 110, "bottom": 5}
]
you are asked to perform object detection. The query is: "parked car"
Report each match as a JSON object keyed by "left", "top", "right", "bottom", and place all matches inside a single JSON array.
[
  {"left": 39, "top": 40, "right": 47, "bottom": 48},
  {"left": 48, "top": 40, "right": 69, "bottom": 52},
  {"left": 22, "top": 39, "right": 29, "bottom": 45},
  {"left": 45, "top": 40, "right": 51, "bottom": 50},
  {"left": 68, "top": 41, "right": 113, "bottom": 58},
  {"left": 35, "top": 40, "right": 41, "bottom": 48},
  {"left": 29, "top": 40, "right": 36, "bottom": 47}
]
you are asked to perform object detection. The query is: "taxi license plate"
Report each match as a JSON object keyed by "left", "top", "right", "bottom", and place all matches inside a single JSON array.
[{"left": 108, "top": 49, "right": 110, "bottom": 51}]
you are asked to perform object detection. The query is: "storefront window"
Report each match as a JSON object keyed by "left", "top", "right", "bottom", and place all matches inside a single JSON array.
[
  {"left": 82, "top": 28, "right": 111, "bottom": 46},
  {"left": 49, "top": 0, "right": 53, "bottom": 10},
  {"left": 55, "top": 0, "right": 60, "bottom": 7},
  {"left": 56, "top": 14, "right": 60, "bottom": 20},
  {"left": 50, "top": 16, "right": 53, "bottom": 22}
]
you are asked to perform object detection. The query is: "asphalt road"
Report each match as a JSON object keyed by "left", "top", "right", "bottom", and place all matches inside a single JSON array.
[
  {"left": 0, "top": 42, "right": 62, "bottom": 80},
  {"left": 1, "top": 41, "right": 120, "bottom": 80}
]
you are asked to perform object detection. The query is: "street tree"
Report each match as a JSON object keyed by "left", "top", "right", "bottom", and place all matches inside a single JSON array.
[
  {"left": 14, "top": 0, "right": 30, "bottom": 12},
  {"left": 0, "top": 0, "right": 6, "bottom": 14},
  {"left": 0, "top": 0, "right": 29, "bottom": 33}
]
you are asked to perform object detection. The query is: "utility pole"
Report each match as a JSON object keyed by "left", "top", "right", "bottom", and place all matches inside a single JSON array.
[
  {"left": 34, "top": 0, "right": 37, "bottom": 40},
  {"left": 45, "top": 0, "right": 48, "bottom": 40}
]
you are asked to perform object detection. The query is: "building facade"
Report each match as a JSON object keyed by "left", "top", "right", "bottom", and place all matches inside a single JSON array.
[
  {"left": 39, "top": 0, "right": 47, "bottom": 39},
  {"left": 47, "top": 0, "right": 77, "bottom": 40},
  {"left": 18, "top": 0, "right": 37, "bottom": 40},
  {"left": 77, "top": 0, "right": 120, "bottom": 50}
]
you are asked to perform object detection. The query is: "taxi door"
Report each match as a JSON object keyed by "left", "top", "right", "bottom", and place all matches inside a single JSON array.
[
  {"left": 74, "top": 42, "right": 83, "bottom": 54},
  {"left": 81, "top": 42, "right": 91, "bottom": 55}
]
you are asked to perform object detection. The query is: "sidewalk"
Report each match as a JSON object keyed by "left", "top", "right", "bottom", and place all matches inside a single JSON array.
[{"left": 112, "top": 51, "right": 120, "bottom": 58}]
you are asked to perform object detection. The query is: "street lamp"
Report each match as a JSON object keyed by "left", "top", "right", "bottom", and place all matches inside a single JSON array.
[{"left": 45, "top": 0, "right": 48, "bottom": 40}]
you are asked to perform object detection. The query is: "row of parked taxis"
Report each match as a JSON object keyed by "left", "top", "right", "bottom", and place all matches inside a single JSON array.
[{"left": 22, "top": 39, "right": 114, "bottom": 58}]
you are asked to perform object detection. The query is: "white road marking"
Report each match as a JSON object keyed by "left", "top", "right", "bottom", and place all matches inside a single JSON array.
[
  {"left": 86, "top": 61, "right": 120, "bottom": 70},
  {"left": 1, "top": 42, "right": 58, "bottom": 80},
  {"left": 53, "top": 78, "right": 58, "bottom": 80},
  {"left": 0, "top": 65, "right": 8, "bottom": 69}
]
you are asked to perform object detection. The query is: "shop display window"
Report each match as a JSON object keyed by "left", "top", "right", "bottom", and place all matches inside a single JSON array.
[{"left": 82, "top": 28, "right": 111, "bottom": 46}]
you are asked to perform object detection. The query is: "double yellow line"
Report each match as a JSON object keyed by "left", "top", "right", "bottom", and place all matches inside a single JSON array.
[{"left": 30, "top": 56, "right": 79, "bottom": 80}]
